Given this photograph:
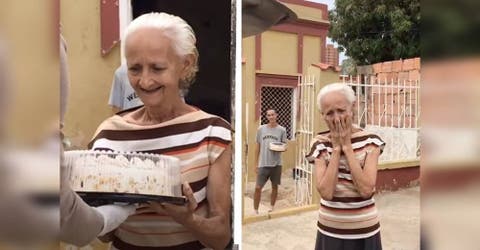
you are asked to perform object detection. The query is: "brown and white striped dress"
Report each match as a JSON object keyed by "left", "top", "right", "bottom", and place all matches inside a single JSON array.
[
  {"left": 88, "top": 108, "right": 232, "bottom": 250},
  {"left": 306, "top": 129, "right": 385, "bottom": 241}
]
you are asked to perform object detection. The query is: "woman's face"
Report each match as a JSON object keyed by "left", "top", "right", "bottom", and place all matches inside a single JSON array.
[
  {"left": 320, "top": 91, "right": 353, "bottom": 124},
  {"left": 125, "top": 28, "right": 192, "bottom": 108}
]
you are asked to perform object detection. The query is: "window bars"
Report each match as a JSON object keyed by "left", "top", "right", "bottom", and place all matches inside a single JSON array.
[{"left": 260, "top": 86, "right": 296, "bottom": 140}]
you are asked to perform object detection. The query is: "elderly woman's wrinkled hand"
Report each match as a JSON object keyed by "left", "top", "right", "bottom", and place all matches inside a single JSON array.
[
  {"left": 147, "top": 182, "right": 198, "bottom": 225},
  {"left": 327, "top": 114, "right": 354, "bottom": 150},
  {"left": 338, "top": 114, "right": 353, "bottom": 149},
  {"left": 326, "top": 118, "right": 342, "bottom": 150}
]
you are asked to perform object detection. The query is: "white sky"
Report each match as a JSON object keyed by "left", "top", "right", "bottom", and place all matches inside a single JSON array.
[{"left": 305, "top": 0, "right": 347, "bottom": 63}]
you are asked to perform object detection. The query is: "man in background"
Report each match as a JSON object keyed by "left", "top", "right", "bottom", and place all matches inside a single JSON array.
[
  {"left": 253, "top": 109, "right": 287, "bottom": 214},
  {"left": 108, "top": 64, "right": 143, "bottom": 113}
]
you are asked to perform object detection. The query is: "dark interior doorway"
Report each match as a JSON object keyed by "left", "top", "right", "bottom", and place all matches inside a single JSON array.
[{"left": 131, "top": 0, "right": 232, "bottom": 122}]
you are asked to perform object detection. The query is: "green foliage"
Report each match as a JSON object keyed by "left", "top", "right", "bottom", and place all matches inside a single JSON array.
[
  {"left": 422, "top": 0, "right": 480, "bottom": 60},
  {"left": 329, "top": 0, "right": 420, "bottom": 65},
  {"left": 341, "top": 58, "right": 356, "bottom": 75}
]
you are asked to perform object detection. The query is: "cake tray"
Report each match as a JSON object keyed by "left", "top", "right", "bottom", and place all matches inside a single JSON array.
[
  {"left": 77, "top": 192, "right": 187, "bottom": 206},
  {"left": 30, "top": 193, "right": 59, "bottom": 206}
]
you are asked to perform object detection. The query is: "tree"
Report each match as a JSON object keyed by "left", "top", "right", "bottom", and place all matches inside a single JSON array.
[
  {"left": 329, "top": 0, "right": 420, "bottom": 65},
  {"left": 341, "top": 58, "right": 356, "bottom": 75}
]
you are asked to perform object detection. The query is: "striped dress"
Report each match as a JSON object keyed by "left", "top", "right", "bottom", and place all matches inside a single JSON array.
[
  {"left": 306, "top": 129, "right": 385, "bottom": 240},
  {"left": 88, "top": 108, "right": 232, "bottom": 250}
]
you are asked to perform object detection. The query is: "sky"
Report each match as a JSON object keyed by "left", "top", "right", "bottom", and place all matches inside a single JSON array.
[{"left": 305, "top": 0, "right": 348, "bottom": 63}]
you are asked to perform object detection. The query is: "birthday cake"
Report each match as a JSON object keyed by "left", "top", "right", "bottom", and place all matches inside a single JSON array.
[
  {"left": 64, "top": 150, "right": 182, "bottom": 197},
  {"left": 269, "top": 142, "right": 287, "bottom": 152}
]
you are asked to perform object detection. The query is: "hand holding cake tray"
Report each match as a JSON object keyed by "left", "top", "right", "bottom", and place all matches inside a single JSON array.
[{"left": 64, "top": 150, "right": 187, "bottom": 206}]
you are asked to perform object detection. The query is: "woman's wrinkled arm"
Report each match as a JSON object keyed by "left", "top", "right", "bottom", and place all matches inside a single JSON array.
[
  {"left": 185, "top": 145, "right": 232, "bottom": 249},
  {"left": 343, "top": 145, "right": 380, "bottom": 198},
  {"left": 314, "top": 147, "right": 341, "bottom": 201},
  {"left": 153, "top": 145, "right": 232, "bottom": 250}
]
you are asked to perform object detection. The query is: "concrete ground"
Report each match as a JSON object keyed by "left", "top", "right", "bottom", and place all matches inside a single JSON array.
[
  {"left": 244, "top": 171, "right": 299, "bottom": 216},
  {"left": 62, "top": 175, "right": 419, "bottom": 250},
  {"left": 243, "top": 186, "right": 420, "bottom": 250}
]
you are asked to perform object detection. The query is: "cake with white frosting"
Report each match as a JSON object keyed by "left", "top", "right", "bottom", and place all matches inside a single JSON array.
[
  {"left": 269, "top": 142, "right": 287, "bottom": 152},
  {"left": 64, "top": 150, "right": 181, "bottom": 197}
]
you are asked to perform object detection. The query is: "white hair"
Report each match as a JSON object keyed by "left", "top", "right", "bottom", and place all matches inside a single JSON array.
[
  {"left": 317, "top": 83, "right": 356, "bottom": 111},
  {"left": 123, "top": 12, "right": 199, "bottom": 89}
]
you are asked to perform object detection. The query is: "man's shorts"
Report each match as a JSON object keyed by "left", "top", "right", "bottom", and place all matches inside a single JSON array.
[{"left": 256, "top": 165, "right": 282, "bottom": 188}]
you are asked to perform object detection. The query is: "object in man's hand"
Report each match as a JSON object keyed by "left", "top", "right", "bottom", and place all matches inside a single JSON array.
[
  {"left": 64, "top": 150, "right": 186, "bottom": 206},
  {"left": 269, "top": 142, "right": 287, "bottom": 152}
]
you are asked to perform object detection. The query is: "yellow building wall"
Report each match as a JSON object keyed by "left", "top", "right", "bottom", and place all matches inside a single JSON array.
[
  {"left": 260, "top": 31, "right": 298, "bottom": 75},
  {"left": 242, "top": 36, "right": 258, "bottom": 182},
  {"left": 61, "top": 0, "right": 121, "bottom": 148},
  {"left": 282, "top": 135, "right": 297, "bottom": 175},
  {"left": 283, "top": 3, "right": 328, "bottom": 23},
  {"left": 1, "top": 0, "right": 58, "bottom": 144},
  {"left": 302, "top": 35, "right": 321, "bottom": 76}
]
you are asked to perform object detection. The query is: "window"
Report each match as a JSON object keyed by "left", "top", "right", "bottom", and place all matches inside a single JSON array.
[{"left": 260, "top": 86, "right": 297, "bottom": 140}]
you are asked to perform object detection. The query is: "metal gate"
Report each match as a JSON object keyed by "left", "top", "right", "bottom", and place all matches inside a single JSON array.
[
  {"left": 345, "top": 76, "right": 420, "bottom": 163},
  {"left": 294, "top": 75, "right": 315, "bottom": 206}
]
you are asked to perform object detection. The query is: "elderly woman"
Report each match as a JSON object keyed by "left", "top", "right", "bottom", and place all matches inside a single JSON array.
[
  {"left": 306, "top": 83, "right": 385, "bottom": 250},
  {"left": 88, "top": 13, "right": 232, "bottom": 250}
]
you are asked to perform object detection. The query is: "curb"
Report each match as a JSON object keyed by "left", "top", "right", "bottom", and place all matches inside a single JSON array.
[{"left": 243, "top": 204, "right": 319, "bottom": 225}]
